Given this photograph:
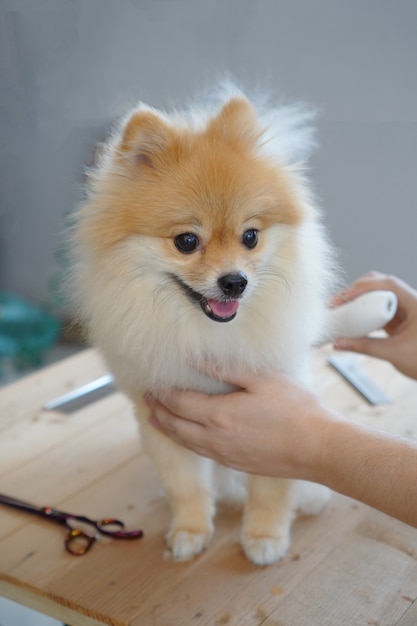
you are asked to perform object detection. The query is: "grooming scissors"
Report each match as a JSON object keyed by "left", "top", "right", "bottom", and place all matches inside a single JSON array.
[{"left": 0, "top": 493, "right": 143, "bottom": 555}]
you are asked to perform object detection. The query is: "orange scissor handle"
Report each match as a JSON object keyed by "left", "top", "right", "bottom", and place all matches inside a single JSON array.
[{"left": 65, "top": 528, "right": 96, "bottom": 556}]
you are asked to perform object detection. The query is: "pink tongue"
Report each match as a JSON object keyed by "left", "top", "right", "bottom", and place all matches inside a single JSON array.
[{"left": 208, "top": 299, "right": 240, "bottom": 318}]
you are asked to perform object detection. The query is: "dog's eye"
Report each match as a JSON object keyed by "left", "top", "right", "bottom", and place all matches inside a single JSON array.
[
  {"left": 174, "top": 232, "right": 199, "bottom": 254},
  {"left": 242, "top": 229, "right": 258, "bottom": 249}
]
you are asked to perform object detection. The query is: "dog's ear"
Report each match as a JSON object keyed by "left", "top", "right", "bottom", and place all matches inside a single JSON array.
[
  {"left": 119, "top": 109, "right": 174, "bottom": 169},
  {"left": 208, "top": 97, "right": 261, "bottom": 148}
]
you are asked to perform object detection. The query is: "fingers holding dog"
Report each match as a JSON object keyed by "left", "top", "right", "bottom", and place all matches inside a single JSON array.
[
  {"left": 145, "top": 389, "right": 250, "bottom": 469},
  {"left": 145, "top": 392, "right": 212, "bottom": 457}
]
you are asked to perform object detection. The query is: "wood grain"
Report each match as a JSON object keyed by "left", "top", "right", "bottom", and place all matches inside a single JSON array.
[{"left": 1, "top": 347, "right": 417, "bottom": 625}]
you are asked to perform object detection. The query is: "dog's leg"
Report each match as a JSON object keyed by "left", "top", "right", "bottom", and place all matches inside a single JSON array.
[
  {"left": 241, "top": 475, "right": 296, "bottom": 566},
  {"left": 139, "top": 414, "right": 215, "bottom": 561}
]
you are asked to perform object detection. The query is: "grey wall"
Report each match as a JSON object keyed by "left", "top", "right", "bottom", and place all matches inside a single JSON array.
[{"left": 1, "top": 0, "right": 417, "bottom": 309}]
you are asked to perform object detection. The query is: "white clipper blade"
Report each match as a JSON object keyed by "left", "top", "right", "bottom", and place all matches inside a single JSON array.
[{"left": 324, "top": 290, "right": 398, "bottom": 341}]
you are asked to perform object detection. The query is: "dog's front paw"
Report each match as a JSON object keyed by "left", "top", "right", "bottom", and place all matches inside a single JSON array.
[
  {"left": 241, "top": 532, "right": 290, "bottom": 566},
  {"left": 166, "top": 526, "right": 213, "bottom": 561}
]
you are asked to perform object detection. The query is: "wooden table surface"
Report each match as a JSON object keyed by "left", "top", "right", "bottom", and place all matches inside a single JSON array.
[{"left": 1, "top": 346, "right": 417, "bottom": 626}]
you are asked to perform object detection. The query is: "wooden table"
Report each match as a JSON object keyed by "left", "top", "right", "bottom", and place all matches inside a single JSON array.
[{"left": 1, "top": 347, "right": 417, "bottom": 626}]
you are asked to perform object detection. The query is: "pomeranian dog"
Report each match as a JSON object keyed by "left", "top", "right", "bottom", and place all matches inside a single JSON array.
[{"left": 71, "top": 82, "right": 338, "bottom": 566}]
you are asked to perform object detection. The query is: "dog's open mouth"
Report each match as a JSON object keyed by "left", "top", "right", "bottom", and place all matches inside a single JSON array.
[
  {"left": 201, "top": 298, "right": 240, "bottom": 322},
  {"left": 171, "top": 275, "right": 240, "bottom": 322}
]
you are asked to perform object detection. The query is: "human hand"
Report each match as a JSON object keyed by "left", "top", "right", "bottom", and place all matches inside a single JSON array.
[
  {"left": 331, "top": 271, "right": 417, "bottom": 380},
  {"left": 146, "top": 370, "right": 339, "bottom": 481}
]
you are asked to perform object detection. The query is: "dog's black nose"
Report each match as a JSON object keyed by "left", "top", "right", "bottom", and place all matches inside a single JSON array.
[{"left": 218, "top": 272, "right": 248, "bottom": 297}]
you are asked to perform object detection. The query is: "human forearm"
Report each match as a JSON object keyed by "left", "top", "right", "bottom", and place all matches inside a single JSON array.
[{"left": 314, "top": 417, "right": 417, "bottom": 528}]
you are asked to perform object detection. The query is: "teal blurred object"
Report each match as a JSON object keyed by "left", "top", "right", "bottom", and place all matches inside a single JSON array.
[{"left": 0, "top": 293, "right": 61, "bottom": 373}]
